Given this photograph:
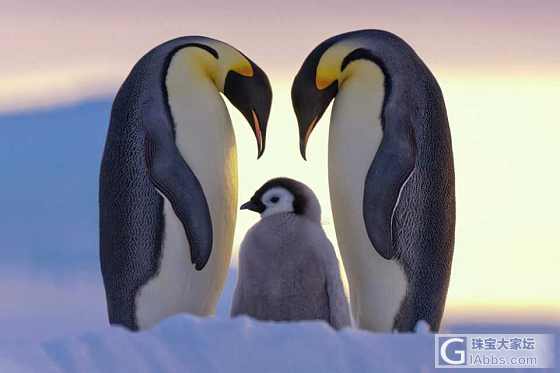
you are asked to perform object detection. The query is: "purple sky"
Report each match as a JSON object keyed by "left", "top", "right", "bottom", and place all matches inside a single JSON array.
[{"left": 3, "top": 0, "right": 559, "bottom": 111}]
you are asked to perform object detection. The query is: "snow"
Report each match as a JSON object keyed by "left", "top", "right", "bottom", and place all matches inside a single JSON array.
[
  {"left": 2, "top": 315, "right": 558, "bottom": 373},
  {"left": 1, "top": 269, "right": 558, "bottom": 372},
  {"left": 1, "top": 315, "right": 436, "bottom": 373}
]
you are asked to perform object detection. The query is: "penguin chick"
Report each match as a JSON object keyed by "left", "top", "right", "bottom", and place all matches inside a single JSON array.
[{"left": 231, "top": 178, "right": 351, "bottom": 329}]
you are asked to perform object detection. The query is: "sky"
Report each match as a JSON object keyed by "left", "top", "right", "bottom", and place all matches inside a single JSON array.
[
  {"left": 1, "top": 0, "right": 559, "bottom": 336},
  {"left": 2, "top": 0, "right": 559, "bottom": 111}
]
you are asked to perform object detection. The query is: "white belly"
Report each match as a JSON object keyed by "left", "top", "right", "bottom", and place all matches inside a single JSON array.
[
  {"left": 329, "top": 61, "right": 407, "bottom": 331},
  {"left": 135, "top": 58, "right": 237, "bottom": 329}
]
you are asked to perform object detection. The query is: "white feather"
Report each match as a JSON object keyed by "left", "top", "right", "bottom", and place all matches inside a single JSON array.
[{"left": 329, "top": 60, "right": 407, "bottom": 331}]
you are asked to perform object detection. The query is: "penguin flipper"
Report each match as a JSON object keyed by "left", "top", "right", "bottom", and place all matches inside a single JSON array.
[
  {"left": 144, "top": 130, "right": 213, "bottom": 270},
  {"left": 363, "top": 125, "right": 416, "bottom": 260}
]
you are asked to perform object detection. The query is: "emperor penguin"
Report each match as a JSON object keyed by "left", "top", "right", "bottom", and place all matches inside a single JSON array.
[
  {"left": 291, "top": 30, "right": 455, "bottom": 332},
  {"left": 231, "top": 178, "right": 351, "bottom": 330},
  {"left": 100, "top": 36, "right": 272, "bottom": 331}
]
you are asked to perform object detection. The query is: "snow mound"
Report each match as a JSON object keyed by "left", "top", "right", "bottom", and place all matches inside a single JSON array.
[
  {"left": 2, "top": 315, "right": 557, "bottom": 373},
  {"left": 1, "top": 315, "right": 437, "bottom": 373}
]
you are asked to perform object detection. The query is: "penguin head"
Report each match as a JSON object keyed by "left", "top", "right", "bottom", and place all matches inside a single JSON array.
[
  {"left": 292, "top": 31, "right": 381, "bottom": 159},
  {"left": 206, "top": 40, "right": 272, "bottom": 159},
  {"left": 223, "top": 60, "right": 272, "bottom": 159},
  {"left": 185, "top": 38, "right": 272, "bottom": 158},
  {"left": 241, "top": 178, "right": 321, "bottom": 222}
]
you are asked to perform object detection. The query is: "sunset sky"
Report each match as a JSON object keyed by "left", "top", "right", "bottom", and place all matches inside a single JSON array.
[{"left": 1, "top": 0, "right": 559, "bottom": 322}]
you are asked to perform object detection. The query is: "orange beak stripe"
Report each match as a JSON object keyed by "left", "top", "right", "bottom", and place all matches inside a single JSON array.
[
  {"left": 304, "top": 116, "right": 319, "bottom": 147},
  {"left": 252, "top": 110, "right": 263, "bottom": 153}
]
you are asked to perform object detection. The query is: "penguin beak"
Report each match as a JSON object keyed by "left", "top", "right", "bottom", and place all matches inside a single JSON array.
[
  {"left": 224, "top": 61, "right": 272, "bottom": 159},
  {"left": 240, "top": 200, "right": 265, "bottom": 213},
  {"left": 291, "top": 69, "right": 338, "bottom": 161},
  {"left": 299, "top": 115, "right": 318, "bottom": 161}
]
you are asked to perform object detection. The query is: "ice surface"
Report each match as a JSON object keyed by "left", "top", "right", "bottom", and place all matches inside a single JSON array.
[
  {"left": 1, "top": 315, "right": 434, "bottom": 373},
  {"left": 2, "top": 315, "right": 558, "bottom": 373}
]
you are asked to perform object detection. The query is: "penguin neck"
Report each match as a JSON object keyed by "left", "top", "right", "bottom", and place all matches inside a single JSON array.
[
  {"left": 331, "top": 60, "right": 386, "bottom": 132},
  {"left": 164, "top": 47, "right": 232, "bottom": 140},
  {"left": 338, "top": 60, "right": 384, "bottom": 96},
  {"left": 164, "top": 45, "right": 237, "bottom": 172},
  {"left": 166, "top": 47, "right": 223, "bottom": 97}
]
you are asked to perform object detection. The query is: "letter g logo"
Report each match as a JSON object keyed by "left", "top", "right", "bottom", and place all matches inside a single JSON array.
[{"left": 440, "top": 337, "right": 466, "bottom": 365}]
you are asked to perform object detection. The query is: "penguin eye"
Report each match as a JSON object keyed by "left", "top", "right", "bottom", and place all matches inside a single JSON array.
[{"left": 270, "top": 196, "right": 280, "bottom": 203}]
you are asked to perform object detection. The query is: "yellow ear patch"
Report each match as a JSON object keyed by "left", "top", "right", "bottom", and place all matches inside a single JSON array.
[
  {"left": 315, "top": 59, "right": 340, "bottom": 90},
  {"left": 315, "top": 41, "right": 362, "bottom": 90},
  {"left": 316, "top": 75, "right": 335, "bottom": 90},
  {"left": 234, "top": 62, "right": 254, "bottom": 77}
]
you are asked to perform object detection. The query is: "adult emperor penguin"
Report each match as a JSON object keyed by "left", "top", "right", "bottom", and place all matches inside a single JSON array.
[
  {"left": 291, "top": 30, "right": 455, "bottom": 332},
  {"left": 100, "top": 36, "right": 272, "bottom": 331},
  {"left": 231, "top": 178, "right": 351, "bottom": 330}
]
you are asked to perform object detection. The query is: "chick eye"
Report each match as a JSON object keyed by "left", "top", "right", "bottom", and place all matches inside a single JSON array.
[{"left": 270, "top": 196, "right": 280, "bottom": 203}]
